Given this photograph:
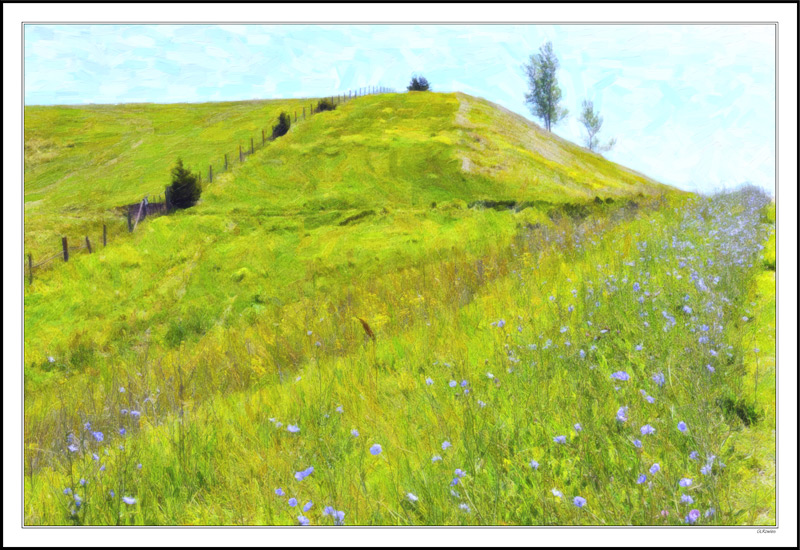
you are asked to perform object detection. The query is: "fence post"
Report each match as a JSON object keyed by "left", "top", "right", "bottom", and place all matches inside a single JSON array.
[
  {"left": 294, "top": 111, "right": 297, "bottom": 122},
  {"left": 28, "top": 254, "right": 33, "bottom": 285},
  {"left": 303, "top": 107, "right": 305, "bottom": 120},
  {"left": 239, "top": 144, "right": 243, "bottom": 162},
  {"left": 209, "top": 164, "right": 213, "bottom": 183},
  {"left": 103, "top": 224, "right": 107, "bottom": 247},
  {"left": 62, "top": 237, "right": 69, "bottom": 261},
  {"left": 85, "top": 236, "right": 92, "bottom": 254},
  {"left": 262, "top": 129, "right": 265, "bottom": 145},
  {"left": 127, "top": 208, "right": 133, "bottom": 232},
  {"left": 250, "top": 137, "right": 254, "bottom": 154}
]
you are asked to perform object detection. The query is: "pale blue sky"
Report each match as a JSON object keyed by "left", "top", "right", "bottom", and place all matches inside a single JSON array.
[{"left": 24, "top": 24, "right": 775, "bottom": 194}]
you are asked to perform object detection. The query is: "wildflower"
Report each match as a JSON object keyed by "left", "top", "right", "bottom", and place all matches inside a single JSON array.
[
  {"left": 63, "top": 488, "right": 72, "bottom": 495},
  {"left": 288, "top": 498, "right": 298, "bottom": 507},
  {"left": 287, "top": 425, "right": 300, "bottom": 433},
  {"left": 295, "top": 466, "right": 315, "bottom": 481},
  {"left": 136, "top": 463, "right": 142, "bottom": 470},
  {"left": 425, "top": 377, "right": 433, "bottom": 385},
  {"left": 637, "top": 474, "right": 647, "bottom": 484},
  {"left": 579, "top": 349, "right": 586, "bottom": 359},
  {"left": 573, "top": 496, "right": 587, "bottom": 508},
  {"left": 530, "top": 460, "right": 539, "bottom": 470},
  {"left": 704, "top": 508, "right": 715, "bottom": 518},
  {"left": 497, "top": 319, "right": 506, "bottom": 328},
  {"left": 109, "top": 490, "right": 115, "bottom": 497},
  {"left": 122, "top": 496, "right": 136, "bottom": 505},
  {"left": 652, "top": 372, "right": 666, "bottom": 387},
  {"left": 322, "top": 506, "right": 335, "bottom": 516},
  {"left": 92, "top": 453, "right": 99, "bottom": 461},
  {"left": 119, "top": 427, "right": 126, "bottom": 436},
  {"left": 449, "top": 380, "right": 457, "bottom": 388},
  {"left": 48, "top": 356, "right": 55, "bottom": 363},
  {"left": 478, "top": 400, "right": 486, "bottom": 408},
  {"left": 351, "top": 429, "right": 359, "bottom": 437},
  {"left": 297, "top": 515, "right": 310, "bottom": 526},
  {"left": 455, "top": 468, "right": 466, "bottom": 478},
  {"left": 616, "top": 406, "right": 629, "bottom": 423},
  {"left": 431, "top": 455, "right": 442, "bottom": 463},
  {"left": 633, "top": 439, "right": 642, "bottom": 448},
  {"left": 640, "top": 424, "right": 656, "bottom": 436},
  {"left": 275, "top": 488, "right": 285, "bottom": 496},
  {"left": 610, "top": 371, "right": 630, "bottom": 381},
  {"left": 553, "top": 435, "right": 567, "bottom": 444},
  {"left": 442, "top": 441, "right": 452, "bottom": 450},
  {"left": 370, "top": 444, "right": 382, "bottom": 456},
  {"left": 635, "top": 344, "right": 643, "bottom": 351},
  {"left": 649, "top": 463, "right": 660, "bottom": 475},
  {"left": 84, "top": 422, "right": 92, "bottom": 430},
  {"left": 92, "top": 431, "right": 104, "bottom": 442},
  {"left": 689, "top": 451, "right": 699, "bottom": 461},
  {"left": 701, "top": 465, "right": 712, "bottom": 475},
  {"left": 677, "top": 421, "right": 688, "bottom": 432},
  {"left": 119, "top": 387, "right": 125, "bottom": 393},
  {"left": 679, "top": 478, "right": 693, "bottom": 487},
  {"left": 683, "top": 305, "right": 693, "bottom": 314},
  {"left": 130, "top": 410, "right": 141, "bottom": 419},
  {"left": 459, "top": 503, "right": 471, "bottom": 513},
  {"left": 333, "top": 510, "right": 345, "bottom": 525},
  {"left": 681, "top": 494, "right": 694, "bottom": 504},
  {"left": 633, "top": 282, "right": 640, "bottom": 292},
  {"left": 551, "top": 488, "right": 563, "bottom": 498},
  {"left": 685, "top": 509, "right": 701, "bottom": 524},
  {"left": 486, "top": 372, "right": 494, "bottom": 379},
  {"left": 335, "top": 406, "right": 343, "bottom": 413},
  {"left": 407, "top": 493, "right": 418, "bottom": 503},
  {"left": 460, "top": 380, "right": 468, "bottom": 387},
  {"left": 706, "top": 364, "right": 715, "bottom": 373}
]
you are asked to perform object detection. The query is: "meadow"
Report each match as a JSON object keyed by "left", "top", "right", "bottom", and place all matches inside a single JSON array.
[{"left": 22, "top": 92, "right": 775, "bottom": 526}]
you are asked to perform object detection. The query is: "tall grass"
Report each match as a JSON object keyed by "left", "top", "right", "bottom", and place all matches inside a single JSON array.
[{"left": 24, "top": 187, "right": 775, "bottom": 525}]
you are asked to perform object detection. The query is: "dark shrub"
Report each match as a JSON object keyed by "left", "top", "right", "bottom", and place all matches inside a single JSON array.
[
  {"left": 168, "top": 158, "right": 201, "bottom": 209},
  {"left": 407, "top": 75, "right": 430, "bottom": 91},
  {"left": 315, "top": 98, "right": 336, "bottom": 113},
  {"left": 272, "top": 112, "right": 291, "bottom": 139}
]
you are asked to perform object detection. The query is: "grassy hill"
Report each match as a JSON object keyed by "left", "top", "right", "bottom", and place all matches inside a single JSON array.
[{"left": 22, "top": 92, "right": 780, "bottom": 528}]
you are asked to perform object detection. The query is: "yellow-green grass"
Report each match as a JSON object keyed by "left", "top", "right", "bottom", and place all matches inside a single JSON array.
[
  {"left": 26, "top": 91, "right": 774, "bottom": 526},
  {"left": 23, "top": 188, "right": 773, "bottom": 525},
  {"left": 24, "top": 97, "right": 313, "bottom": 261}
]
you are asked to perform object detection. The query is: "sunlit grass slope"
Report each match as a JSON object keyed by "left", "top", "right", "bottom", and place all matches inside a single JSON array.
[{"left": 24, "top": 98, "right": 311, "bottom": 259}]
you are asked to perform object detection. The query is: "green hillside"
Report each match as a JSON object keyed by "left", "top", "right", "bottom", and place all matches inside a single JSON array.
[{"left": 25, "top": 92, "right": 776, "bottom": 529}]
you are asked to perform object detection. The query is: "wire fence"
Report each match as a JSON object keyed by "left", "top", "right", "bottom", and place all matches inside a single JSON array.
[{"left": 25, "top": 85, "right": 396, "bottom": 285}]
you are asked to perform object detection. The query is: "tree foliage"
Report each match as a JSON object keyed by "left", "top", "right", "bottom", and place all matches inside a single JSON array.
[
  {"left": 523, "top": 42, "right": 568, "bottom": 131},
  {"left": 272, "top": 112, "right": 291, "bottom": 139},
  {"left": 168, "top": 158, "right": 201, "bottom": 210},
  {"left": 407, "top": 75, "right": 431, "bottom": 92},
  {"left": 579, "top": 100, "right": 616, "bottom": 153},
  {"left": 315, "top": 98, "right": 336, "bottom": 113}
]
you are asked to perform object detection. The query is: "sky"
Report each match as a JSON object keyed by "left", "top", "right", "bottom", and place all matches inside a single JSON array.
[{"left": 24, "top": 24, "right": 776, "bottom": 194}]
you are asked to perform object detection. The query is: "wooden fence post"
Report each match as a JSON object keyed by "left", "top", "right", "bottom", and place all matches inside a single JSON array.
[
  {"left": 62, "top": 237, "right": 69, "bottom": 261},
  {"left": 250, "top": 137, "right": 254, "bottom": 154},
  {"left": 28, "top": 254, "right": 33, "bottom": 285},
  {"left": 224, "top": 153, "right": 228, "bottom": 171},
  {"left": 103, "top": 224, "right": 107, "bottom": 247},
  {"left": 303, "top": 107, "right": 305, "bottom": 120},
  {"left": 165, "top": 186, "right": 171, "bottom": 212},
  {"left": 262, "top": 129, "right": 265, "bottom": 145},
  {"left": 85, "top": 236, "right": 92, "bottom": 254},
  {"left": 239, "top": 144, "right": 243, "bottom": 162},
  {"left": 127, "top": 208, "right": 133, "bottom": 232},
  {"left": 209, "top": 164, "right": 213, "bottom": 183},
  {"left": 294, "top": 111, "right": 297, "bottom": 122}
]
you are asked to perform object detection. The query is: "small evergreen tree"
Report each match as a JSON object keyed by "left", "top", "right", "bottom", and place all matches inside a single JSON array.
[
  {"left": 407, "top": 75, "right": 431, "bottom": 91},
  {"left": 168, "top": 158, "right": 201, "bottom": 209},
  {"left": 272, "top": 112, "right": 291, "bottom": 139},
  {"left": 315, "top": 98, "right": 336, "bottom": 112}
]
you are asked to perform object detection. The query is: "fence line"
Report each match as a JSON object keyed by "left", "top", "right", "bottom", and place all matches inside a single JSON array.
[{"left": 25, "top": 85, "right": 395, "bottom": 285}]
